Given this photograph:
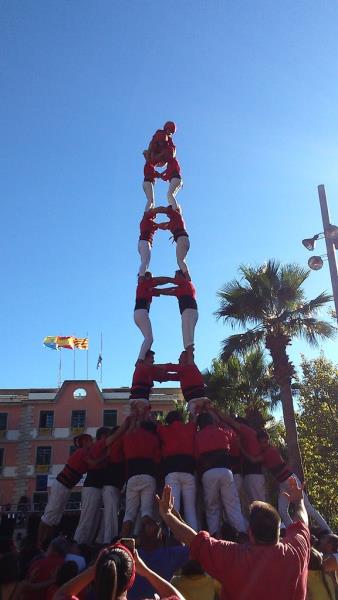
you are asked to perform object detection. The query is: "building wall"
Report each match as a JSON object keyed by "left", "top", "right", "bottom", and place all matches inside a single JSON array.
[{"left": 0, "top": 380, "right": 182, "bottom": 506}]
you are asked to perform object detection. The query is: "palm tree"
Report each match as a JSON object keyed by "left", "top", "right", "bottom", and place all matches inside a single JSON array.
[{"left": 215, "top": 260, "right": 336, "bottom": 479}]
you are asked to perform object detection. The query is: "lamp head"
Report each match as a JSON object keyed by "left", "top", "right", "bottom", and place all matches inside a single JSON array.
[
  {"left": 302, "top": 234, "right": 320, "bottom": 251},
  {"left": 325, "top": 224, "right": 338, "bottom": 248},
  {"left": 308, "top": 256, "right": 324, "bottom": 271}
]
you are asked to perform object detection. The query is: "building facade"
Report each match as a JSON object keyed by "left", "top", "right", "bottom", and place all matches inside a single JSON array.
[{"left": 0, "top": 380, "right": 182, "bottom": 509}]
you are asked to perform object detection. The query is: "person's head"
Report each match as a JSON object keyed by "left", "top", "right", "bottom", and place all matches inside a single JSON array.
[
  {"left": 139, "top": 516, "right": 163, "bottom": 547},
  {"left": 249, "top": 501, "right": 281, "bottom": 545},
  {"left": 46, "top": 536, "right": 69, "bottom": 558},
  {"left": 140, "top": 420, "right": 157, "bottom": 433},
  {"left": 179, "top": 350, "right": 188, "bottom": 365},
  {"left": 165, "top": 410, "right": 183, "bottom": 425},
  {"left": 0, "top": 553, "right": 20, "bottom": 585},
  {"left": 55, "top": 560, "right": 79, "bottom": 587},
  {"left": 256, "top": 430, "right": 270, "bottom": 451},
  {"left": 96, "top": 427, "right": 111, "bottom": 441},
  {"left": 318, "top": 533, "right": 338, "bottom": 554},
  {"left": 73, "top": 433, "right": 93, "bottom": 449},
  {"left": 181, "top": 559, "right": 204, "bottom": 577},
  {"left": 197, "top": 411, "right": 213, "bottom": 430},
  {"left": 144, "top": 350, "right": 155, "bottom": 365},
  {"left": 309, "top": 547, "right": 323, "bottom": 570},
  {"left": 163, "top": 121, "right": 176, "bottom": 136},
  {"left": 95, "top": 545, "right": 135, "bottom": 600},
  {"left": 175, "top": 269, "right": 185, "bottom": 279},
  {"left": 144, "top": 271, "right": 152, "bottom": 279}
]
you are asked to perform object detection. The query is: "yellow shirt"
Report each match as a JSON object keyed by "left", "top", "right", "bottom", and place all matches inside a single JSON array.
[
  {"left": 307, "top": 570, "right": 335, "bottom": 600},
  {"left": 171, "top": 574, "right": 221, "bottom": 600}
]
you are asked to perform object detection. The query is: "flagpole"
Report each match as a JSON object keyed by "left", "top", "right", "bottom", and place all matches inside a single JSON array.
[
  {"left": 73, "top": 347, "right": 76, "bottom": 380},
  {"left": 58, "top": 350, "right": 62, "bottom": 388},
  {"left": 86, "top": 331, "right": 89, "bottom": 380},
  {"left": 100, "top": 332, "right": 103, "bottom": 387}
]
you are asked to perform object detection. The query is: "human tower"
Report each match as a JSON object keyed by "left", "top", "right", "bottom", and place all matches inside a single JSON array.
[{"left": 129, "top": 121, "right": 211, "bottom": 419}]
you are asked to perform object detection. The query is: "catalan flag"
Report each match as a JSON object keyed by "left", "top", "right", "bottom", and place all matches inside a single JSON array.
[
  {"left": 43, "top": 336, "right": 59, "bottom": 350},
  {"left": 56, "top": 336, "right": 75, "bottom": 349},
  {"left": 74, "top": 338, "right": 89, "bottom": 350}
]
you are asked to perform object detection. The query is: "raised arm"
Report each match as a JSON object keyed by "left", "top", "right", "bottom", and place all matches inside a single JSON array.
[
  {"left": 134, "top": 550, "right": 185, "bottom": 600},
  {"left": 152, "top": 206, "right": 169, "bottom": 214},
  {"left": 53, "top": 565, "right": 95, "bottom": 599},
  {"left": 239, "top": 443, "right": 263, "bottom": 463},
  {"left": 157, "top": 485, "right": 197, "bottom": 546},
  {"left": 152, "top": 277, "right": 176, "bottom": 286},
  {"left": 282, "top": 476, "right": 308, "bottom": 526},
  {"left": 155, "top": 287, "right": 178, "bottom": 296},
  {"left": 104, "top": 416, "right": 134, "bottom": 447}
]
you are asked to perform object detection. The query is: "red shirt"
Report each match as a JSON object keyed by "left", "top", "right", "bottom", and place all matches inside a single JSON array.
[
  {"left": 136, "top": 279, "right": 155, "bottom": 302},
  {"left": 158, "top": 421, "right": 196, "bottom": 458},
  {"left": 108, "top": 437, "right": 124, "bottom": 463},
  {"left": 122, "top": 428, "right": 161, "bottom": 463},
  {"left": 195, "top": 425, "right": 231, "bottom": 458},
  {"left": 139, "top": 210, "right": 158, "bottom": 244},
  {"left": 161, "top": 157, "right": 181, "bottom": 181},
  {"left": 190, "top": 521, "right": 310, "bottom": 600},
  {"left": 144, "top": 162, "right": 161, "bottom": 183},
  {"left": 238, "top": 423, "right": 261, "bottom": 457},
  {"left": 148, "top": 129, "right": 176, "bottom": 160},
  {"left": 27, "top": 555, "right": 65, "bottom": 600},
  {"left": 166, "top": 206, "right": 188, "bottom": 241},
  {"left": 173, "top": 277, "right": 196, "bottom": 299},
  {"left": 262, "top": 445, "right": 293, "bottom": 482},
  {"left": 66, "top": 448, "right": 89, "bottom": 473}
]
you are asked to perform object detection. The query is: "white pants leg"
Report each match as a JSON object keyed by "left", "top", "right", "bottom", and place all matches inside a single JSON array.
[
  {"left": 176, "top": 236, "right": 190, "bottom": 274},
  {"left": 41, "top": 480, "right": 71, "bottom": 527},
  {"left": 244, "top": 474, "right": 266, "bottom": 503},
  {"left": 138, "top": 240, "right": 151, "bottom": 277},
  {"left": 123, "top": 475, "right": 156, "bottom": 523},
  {"left": 134, "top": 309, "right": 153, "bottom": 360},
  {"left": 202, "top": 469, "right": 222, "bottom": 535},
  {"left": 180, "top": 473, "right": 198, "bottom": 531},
  {"left": 234, "top": 473, "right": 244, "bottom": 497},
  {"left": 279, "top": 475, "right": 330, "bottom": 530},
  {"left": 165, "top": 472, "right": 182, "bottom": 514},
  {"left": 102, "top": 486, "right": 121, "bottom": 543},
  {"left": 219, "top": 469, "right": 246, "bottom": 532},
  {"left": 143, "top": 181, "right": 154, "bottom": 210},
  {"left": 74, "top": 487, "right": 102, "bottom": 544},
  {"left": 181, "top": 309, "right": 198, "bottom": 349},
  {"left": 167, "top": 177, "right": 182, "bottom": 210}
]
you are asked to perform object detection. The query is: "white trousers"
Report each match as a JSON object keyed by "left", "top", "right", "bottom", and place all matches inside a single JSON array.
[
  {"left": 181, "top": 308, "right": 198, "bottom": 349},
  {"left": 176, "top": 236, "right": 190, "bottom": 274},
  {"left": 138, "top": 240, "right": 151, "bottom": 277},
  {"left": 74, "top": 487, "right": 102, "bottom": 544},
  {"left": 123, "top": 474, "right": 156, "bottom": 523},
  {"left": 41, "top": 480, "right": 71, "bottom": 527},
  {"left": 167, "top": 177, "right": 182, "bottom": 210},
  {"left": 279, "top": 474, "right": 330, "bottom": 530},
  {"left": 102, "top": 485, "right": 121, "bottom": 543},
  {"left": 143, "top": 181, "right": 154, "bottom": 210},
  {"left": 165, "top": 472, "right": 198, "bottom": 531},
  {"left": 202, "top": 467, "right": 246, "bottom": 534},
  {"left": 244, "top": 474, "right": 266, "bottom": 503},
  {"left": 134, "top": 309, "right": 153, "bottom": 360}
]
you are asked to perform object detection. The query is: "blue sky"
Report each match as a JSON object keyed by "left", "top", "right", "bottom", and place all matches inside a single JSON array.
[{"left": 1, "top": 0, "right": 337, "bottom": 389}]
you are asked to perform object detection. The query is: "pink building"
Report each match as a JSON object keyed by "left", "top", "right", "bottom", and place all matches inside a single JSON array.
[{"left": 0, "top": 380, "right": 182, "bottom": 509}]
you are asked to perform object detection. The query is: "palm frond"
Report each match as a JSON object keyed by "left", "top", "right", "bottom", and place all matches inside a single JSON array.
[
  {"left": 288, "top": 318, "right": 336, "bottom": 346},
  {"left": 220, "top": 329, "right": 265, "bottom": 361}
]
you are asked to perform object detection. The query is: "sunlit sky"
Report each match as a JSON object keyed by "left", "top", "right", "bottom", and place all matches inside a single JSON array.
[{"left": 1, "top": 0, "right": 337, "bottom": 389}]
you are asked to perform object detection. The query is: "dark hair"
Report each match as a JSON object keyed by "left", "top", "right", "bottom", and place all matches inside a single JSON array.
[
  {"left": 249, "top": 501, "right": 281, "bottom": 544},
  {"left": 322, "top": 533, "right": 338, "bottom": 553},
  {"left": 144, "top": 271, "right": 152, "bottom": 279},
  {"left": 165, "top": 410, "right": 183, "bottom": 425},
  {"left": 257, "top": 430, "right": 269, "bottom": 441},
  {"left": 96, "top": 427, "right": 110, "bottom": 440},
  {"left": 309, "top": 548, "right": 334, "bottom": 600},
  {"left": 0, "top": 553, "right": 20, "bottom": 584},
  {"left": 49, "top": 536, "right": 69, "bottom": 557},
  {"left": 181, "top": 559, "right": 204, "bottom": 576},
  {"left": 140, "top": 420, "right": 157, "bottom": 433},
  {"left": 95, "top": 547, "right": 134, "bottom": 600},
  {"left": 145, "top": 349, "right": 155, "bottom": 358},
  {"left": 55, "top": 560, "right": 79, "bottom": 586},
  {"left": 175, "top": 269, "right": 184, "bottom": 277},
  {"left": 196, "top": 412, "right": 213, "bottom": 429}
]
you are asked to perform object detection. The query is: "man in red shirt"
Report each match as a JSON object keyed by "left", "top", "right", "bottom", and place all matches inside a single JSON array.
[
  {"left": 158, "top": 477, "right": 310, "bottom": 600},
  {"left": 138, "top": 209, "right": 159, "bottom": 276},
  {"left": 129, "top": 349, "right": 176, "bottom": 418},
  {"left": 164, "top": 351, "right": 210, "bottom": 414},
  {"left": 195, "top": 411, "right": 246, "bottom": 536},
  {"left": 143, "top": 121, "right": 177, "bottom": 210},
  {"left": 134, "top": 272, "right": 169, "bottom": 361},
  {"left": 121, "top": 420, "right": 161, "bottom": 537},
  {"left": 101, "top": 428, "right": 125, "bottom": 544},
  {"left": 157, "top": 205, "right": 190, "bottom": 276},
  {"left": 157, "top": 410, "right": 198, "bottom": 530},
  {"left": 26, "top": 536, "right": 69, "bottom": 600},
  {"left": 143, "top": 157, "right": 164, "bottom": 211},
  {"left": 155, "top": 271, "right": 197, "bottom": 358},
  {"left": 159, "top": 148, "right": 182, "bottom": 210},
  {"left": 244, "top": 429, "right": 331, "bottom": 531}
]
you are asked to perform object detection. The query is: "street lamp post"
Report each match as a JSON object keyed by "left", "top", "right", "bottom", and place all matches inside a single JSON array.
[{"left": 317, "top": 185, "right": 338, "bottom": 322}]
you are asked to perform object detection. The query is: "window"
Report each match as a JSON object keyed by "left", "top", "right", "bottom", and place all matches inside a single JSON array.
[
  {"left": 103, "top": 409, "right": 117, "bottom": 428},
  {"left": 32, "top": 492, "right": 48, "bottom": 512},
  {"left": 66, "top": 492, "right": 81, "bottom": 510},
  {"left": 36, "top": 446, "right": 52, "bottom": 465},
  {"left": 0, "top": 448, "right": 4, "bottom": 471},
  {"left": 69, "top": 445, "right": 77, "bottom": 455},
  {"left": 0, "top": 413, "right": 8, "bottom": 437},
  {"left": 36, "top": 475, "right": 48, "bottom": 491},
  {"left": 71, "top": 410, "right": 85, "bottom": 430},
  {"left": 39, "top": 411, "right": 54, "bottom": 429}
]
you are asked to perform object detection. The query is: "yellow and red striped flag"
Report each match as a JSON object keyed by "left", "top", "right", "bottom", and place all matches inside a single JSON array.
[
  {"left": 56, "top": 336, "right": 75, "bottom": 349},
  {"left": 73, "top": 337, "right": 89, "bottom": 350}
]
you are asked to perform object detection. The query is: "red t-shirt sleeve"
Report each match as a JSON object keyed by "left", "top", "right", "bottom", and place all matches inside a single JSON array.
[
  {"left": 283, "top": 520, "right": 310, "bottom": 562},
  {"left": 190, "top": 531, "right": 236, "bottom": 581},
  {"left": 88, "top": 438, "right": 107, "bottom": 460}
]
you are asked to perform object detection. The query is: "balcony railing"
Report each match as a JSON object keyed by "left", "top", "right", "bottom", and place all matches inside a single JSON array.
[
  {"left": 71, "top": 426, "right": 85, "bottom": 434},
  {"left": 38, "top": 427, "right": 54, "bottom": 437},
  {"left": 35, "top": 464, "right": 50, "bottom": 474}
]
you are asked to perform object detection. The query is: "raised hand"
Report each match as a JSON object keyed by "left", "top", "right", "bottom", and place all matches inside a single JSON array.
[
  {"left": 282, "top": 476, "right": 305, "bottom": 504},
  {"left": 156, "top": 484, "right": 174, "bottom": 519}
]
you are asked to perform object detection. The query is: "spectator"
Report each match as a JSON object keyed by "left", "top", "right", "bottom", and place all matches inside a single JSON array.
[
  {"left": 0, "top": 552, "right": 20, "bottom": 599},
  {"left": 52, "top": 543, "right": 185, "bottom": 600},
  {"left": 25, "top": 536, "right": 68, "bottom": 600},
  {"left": 65, "top": 542, "right": 87, "bottom": 572},
  {"left": 128, "top": 516, "right": 189, "bottom": 600},
  {"left": 319, "top": 533, "right": 338, "bottom": 573},
  {"left": 47, "top": 560, "right": 79, "bottom": 600},
  {"left": 157, "top": 476, "right": 310, "bottom": 600},
  {"left": 307, "top": 547, "right": 335, "bottom": 600},
  {"left": 171, "top": 559, "right": 221, "bottom": 600}
]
